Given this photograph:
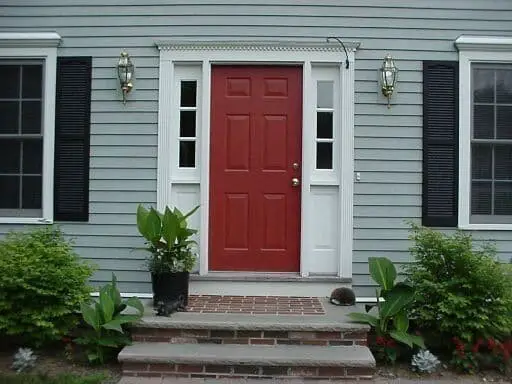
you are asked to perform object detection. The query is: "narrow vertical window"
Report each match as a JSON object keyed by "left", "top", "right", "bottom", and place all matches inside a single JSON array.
[
  {"left": 179, "top": 80, "right": 197, "bottom": 168},
  {"left": 316, "top": 81, "right": 334, "bottom": 169}
]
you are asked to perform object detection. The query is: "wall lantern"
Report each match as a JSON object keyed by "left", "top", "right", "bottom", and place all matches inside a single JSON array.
[
  {"left": 117, "top": 51, "right": 134, "bottom": 104},
  {"left": 379, "top": 54, "right": 398, "bottom": 108}
]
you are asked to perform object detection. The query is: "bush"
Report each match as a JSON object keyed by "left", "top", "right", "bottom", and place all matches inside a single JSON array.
[
  {"left": 405, "top": 224, "right": 512, "bottom": 345},
  {"left": 0, "top": 227, "right": 95, "bottom": 346}
]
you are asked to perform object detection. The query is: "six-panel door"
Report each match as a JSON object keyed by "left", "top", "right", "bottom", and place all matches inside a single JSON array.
[{"left": 209, "top": 66, "right": 303, "bottom": 271}]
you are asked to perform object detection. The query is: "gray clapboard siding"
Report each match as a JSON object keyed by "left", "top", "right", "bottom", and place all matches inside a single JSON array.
[{"left": 1, "top": 0, "right": 511, "bottom": 295}]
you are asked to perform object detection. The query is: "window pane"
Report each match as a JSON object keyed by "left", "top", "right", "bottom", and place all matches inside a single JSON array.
[
  {"left": 180, "top": 111, "right": 196, "bottom": 137},
  {"left": 317, "top": 81, "right": 333, "bottom": 108},
  {"left": 23, "top": 139, "right": 43, "bottom": 174},
  {"left": 471, "top": 143, "right": 492, "bottom": 179},
  {"left": 473, "top": 68, "right": 494, "bottom": 103},
  {"left": 494, "top": 182, "right": 512, "bottom": 215},
  {"left": 0, "top": 65, "right": 20, "bottom": 99},
  {"left": 0, "top": 139, "right": 20, "bottom": 174},
  {"left": 473, "top": 104, "right": 494, "bottom": 139},
  {"left": 181, "top": 81, "right": 197, "bottom": 107},
  {"left": 22, "top": 175, "right": 42, "bottom": 209},
  {"left": 471, "top": 181, "right": 492, "bottom": 215},
  {"left": 317, "top": 112, "right": 333, "bottom": 139},
  {"left": 179, "top": 141, "right": 196, "bottom": 167},
  {"left": 0, "top": 175, "right": 20, "bottom": 209},
  {"left": 0, "top": 101, "right": 19, "bottom": 134},
  {"left": 316, "top": 142, "right": 333, "bottom": 169},
  {"left": 21, "top": 101, "right": 42, "bottom": 134},
  {"left": 496, "top": 106, "right": 512, "bottom": 140},
  {"left": 22, "top": 65, "right": 43, "bottom": 99},
  {"left": 494, "top": 145, "right": 512, "bottom": 180},
  {"left": 496, "top": 69, "right": 512, "bottom": 104}
]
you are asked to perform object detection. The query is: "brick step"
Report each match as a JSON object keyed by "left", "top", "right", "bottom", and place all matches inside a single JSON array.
[{"left": 118, "top": 343, "right": 376, "bottom": 380}]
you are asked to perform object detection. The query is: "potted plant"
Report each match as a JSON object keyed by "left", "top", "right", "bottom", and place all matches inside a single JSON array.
[{"left": 136, "top": 204, "right": 199, "bottom": 307}]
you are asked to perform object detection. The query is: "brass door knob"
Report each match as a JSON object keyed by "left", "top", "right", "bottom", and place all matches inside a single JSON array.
[{"left": 291, "top": 177, "right": 300, "bottom": 187}]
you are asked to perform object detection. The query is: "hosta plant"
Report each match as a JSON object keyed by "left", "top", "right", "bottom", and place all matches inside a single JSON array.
[
  {"left": 137, "top": 205, "right": 199, "bottom": 274},
  {"left": 411, "top": 349, "right": 441, "bottom": 374},
  {"left": 348, "top": 257, "right": 425, "bottom": 363},
  {"left": 75, "top": 274, "right": 144, "bottom": 364}
]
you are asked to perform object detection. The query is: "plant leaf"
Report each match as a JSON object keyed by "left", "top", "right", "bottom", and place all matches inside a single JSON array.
[
  {"left": 161, "top": 207, "right": 178, "bottom": 247},
  {"left": 369, "top": 257, "right": 396, "bottom": 291},
  {"left": 380, "top": 284, "right": 415, "bottom": 318},
  {"left": 390, "top": 330, "right": 425, "bottom": 349},
  {"left": 125, "top": 297, "right": 144, "bottom": 316},
  {"left": 99, "top": 287, "right": 115, "bottom": 323},
  {"left": 101, "top": 319, "right": 124, "bottom": 333},
  {"left": 136, "top": 204, "right": 150, "bottom": 240},
  {"left": 347, "top": 312, "right": 379, "bottom": 327},
  {"left": 181, "top": 205, "right": 200, "bottom": 222},
  {"left": 393, "top": 310, "right": 409, "bottom": 332},
  {"left": 80, "top": 302, "right": 100, "bottom": 331},
  {"left": 146, "top": 208, "right": 162, "bottom": 244}
]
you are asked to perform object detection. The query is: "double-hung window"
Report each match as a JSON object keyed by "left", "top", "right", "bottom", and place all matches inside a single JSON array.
[
  {"left": 0, "top": 33, "right": 59, "bottom": 223},
  {"left": 457, "top": 36, "right": 512, "bottom": 229}
]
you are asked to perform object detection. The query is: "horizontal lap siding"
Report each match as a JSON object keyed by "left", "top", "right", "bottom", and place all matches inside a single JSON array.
[{"left": 1, "top": 0, "right": 511, "bottom": 294}]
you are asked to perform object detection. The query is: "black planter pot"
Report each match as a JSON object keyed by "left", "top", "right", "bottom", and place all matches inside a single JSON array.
[{"left": 151, "top": 272, "right": 189, "bottom": 307}]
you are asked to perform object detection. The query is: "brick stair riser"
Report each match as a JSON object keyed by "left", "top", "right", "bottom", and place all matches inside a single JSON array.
[
  {"left": 131, "top": 328, "right": 368, "bottom": 346},
  {"left": 122, "top": 362, "right": 374, "bottom": 380}
]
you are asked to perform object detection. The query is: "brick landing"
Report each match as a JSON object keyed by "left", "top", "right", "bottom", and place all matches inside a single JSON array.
[{"left": 187, "top": 295, "right": 325, "bottom": 315}]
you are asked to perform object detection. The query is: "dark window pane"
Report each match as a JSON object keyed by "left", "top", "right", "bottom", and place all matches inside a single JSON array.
[
  {"left": 180, "top": 111, "right": 196, "bottom": 137},
  {"left": 0, "top": 65, "right": 20, "bottom": 99},
  {"left": 496, "top": 106, "right": 512, "bottom": 139},
  {"left": 23, "top": 139, "right": 43, "bottom": 174},
  {"left": 22, "top": 65, "right": 43, "bottom": 98},
  {"left": 0, "top": 101, "right": 19, "bottom": 134},
  {"left": 317, "top": 81, "right": 333, "bottom": 108},
  {"left": 0, "top": 139, "right": 20, "bottom": 174},
  {"left": 181, "top": 81, "right": 197, "bottom": 107},
  {"left": 179, "top": 141, "right": 196, "bottom": 167},
  {"left": 316, "top": 142, "right": 333, "bottom": 169},
  {"left": 496, "top": 69, "right": 512, "bottom": 104},
  {"left": 471, "top": 181, "right": 492, "bottom": 215},
  {"left": 495, "top": 145, "right": 512, "bottom": 180},
  {"left": 22, "top": 175, "right": 42, "bottom": 209},
  {"left": 473, "top": 104, "right": 494, "bottom": 139},
  {"left": 21, "top": 101, "right": 42, "bottom": 134},
  {"left": 471, "top": 143, "right": 492, "bottom": 179},
  {"left": 0, "top": 175, "right": 20, "bottom": 209},
  {"left": 494, "top": 182, "right": 512, "bottom": 215},
  {"left": 317, "top": 112, "right": 333, "bottom": 139},
  {"left": 473, "top": 68, "right": 494, "bottom": 103}
]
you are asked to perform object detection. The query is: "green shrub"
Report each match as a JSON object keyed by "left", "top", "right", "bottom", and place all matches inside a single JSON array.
[
  {"left": 0, "top": 373, "right": 108, "bottom": 384},
  {"left": 405, "top": 224, "right": 512, "bottom": 344},
  {"left": 0, "top": 227, "right": 95, "bottom": 346}
]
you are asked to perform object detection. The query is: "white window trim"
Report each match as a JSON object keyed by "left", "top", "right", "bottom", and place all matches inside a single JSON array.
[
  {"left": 156, "top": 40, "right": 359, "bottom": 279},
  {"left": 456, "top": 35, "right": 512, "bottom": 230},
  {"left": 0, "top": 32, "right": 61, "bottom": 224}
]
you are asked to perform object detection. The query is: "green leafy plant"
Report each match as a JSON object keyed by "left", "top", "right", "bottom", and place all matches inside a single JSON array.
[
  {"left": 136, "top": 204, "right": 199, "bottom": 273},
  {"left": 405, "top": 224, "right": 512, "bottom": 345},
  {"left": 75, "top": 274, "right": 144, "bottom": 364},
  {"left": 348, "top": 257, "right": 425, "bottom": 363},
  {"left": 0, "top": 227, "right": 95, "bottom": 346}
]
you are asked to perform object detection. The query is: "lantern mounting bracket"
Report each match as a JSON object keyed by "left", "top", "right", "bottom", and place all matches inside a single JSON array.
[{"left": 326, "top": 37, "right": 350, "bottom": 69}]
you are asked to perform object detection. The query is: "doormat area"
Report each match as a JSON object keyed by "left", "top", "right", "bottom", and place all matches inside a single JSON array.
[{"left": 186, "top": 295, "right": 325, "bottom": 315}]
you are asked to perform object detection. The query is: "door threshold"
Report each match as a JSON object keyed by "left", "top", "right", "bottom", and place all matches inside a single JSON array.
[{"left": 190, "top": 272, "right": 351, "bottom": 283}]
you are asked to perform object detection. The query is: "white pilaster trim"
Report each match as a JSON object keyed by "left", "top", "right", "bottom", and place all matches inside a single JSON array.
[
  {"left": 339, "top": 51, "right": 356, "bottom": 278},
  {"left": 156, "top": 54, "right": 174, "bottom": 212}
]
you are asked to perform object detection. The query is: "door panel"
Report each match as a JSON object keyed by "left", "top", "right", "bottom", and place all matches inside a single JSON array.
[{"left": 209, "top": 66, "right": 302, "bottom": 271}]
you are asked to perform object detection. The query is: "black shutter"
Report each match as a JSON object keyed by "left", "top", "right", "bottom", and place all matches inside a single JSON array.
[
  {"left": 54, "top": 57, "right": 92, "bottom": 221},
  {"left": 422, "top": 61, "right": 459, "bottom": 227}
]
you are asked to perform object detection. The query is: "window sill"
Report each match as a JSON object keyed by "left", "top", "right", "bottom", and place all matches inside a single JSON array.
[
  {"left": 0, "top": 218, "right": 53, "bottom": 225},
  {"left": 459, "top": 223, "right": 512, "bottom": 231}
]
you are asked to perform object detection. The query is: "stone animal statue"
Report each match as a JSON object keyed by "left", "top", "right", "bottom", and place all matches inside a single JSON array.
[
  {"left": 329, "top": 287, "right": 356, "bottom": 306},
  {"left": 155, "top": 295, "right": 187, "bottom": 316}
]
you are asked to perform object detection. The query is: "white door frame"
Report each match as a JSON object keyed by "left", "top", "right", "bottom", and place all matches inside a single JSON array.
[{"left": 156, "top": 40, "right": 358, "bottom": 279}]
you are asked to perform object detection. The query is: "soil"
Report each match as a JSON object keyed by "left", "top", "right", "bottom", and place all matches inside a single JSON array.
[{"left": 0, "top": 345, "right": 121, "bottom": 383}]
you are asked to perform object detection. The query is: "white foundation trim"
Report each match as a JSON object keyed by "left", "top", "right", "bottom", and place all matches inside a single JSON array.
[
  {"left": 456, "top": 36, "right": 512, "bottom": 230},
  {"left": 156, "top": 40, "right": 359, "bottom": 278}
]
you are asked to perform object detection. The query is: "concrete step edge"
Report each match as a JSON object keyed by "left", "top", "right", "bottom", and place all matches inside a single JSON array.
[{"left": 118, "top": 342, "right": 376, "bottom": 367}]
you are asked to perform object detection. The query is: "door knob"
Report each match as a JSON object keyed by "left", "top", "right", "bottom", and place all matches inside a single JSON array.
[{"left": 291, "top": 177, "right": 300, "bottom": 187}]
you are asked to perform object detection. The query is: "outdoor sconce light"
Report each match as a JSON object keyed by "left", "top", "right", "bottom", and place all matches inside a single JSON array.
[
  {"left": 117, "top": 51, "right": 134, "bottom": 104},
  {"left": 379, "top": 54, "right": 398, "bottom": 108}
]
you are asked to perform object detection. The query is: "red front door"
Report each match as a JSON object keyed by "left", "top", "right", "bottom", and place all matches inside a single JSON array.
[{"left": 209, "top": 66, "right": 302, "bottom": 272}]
